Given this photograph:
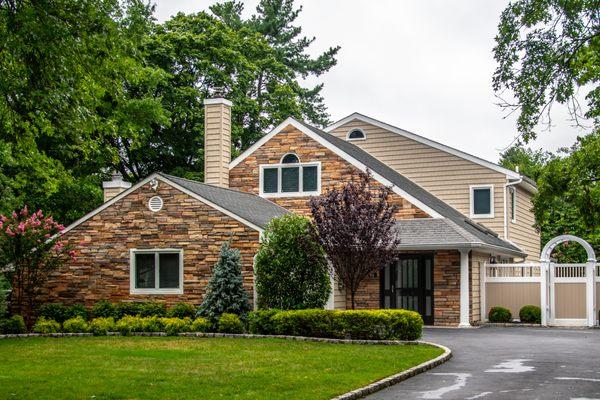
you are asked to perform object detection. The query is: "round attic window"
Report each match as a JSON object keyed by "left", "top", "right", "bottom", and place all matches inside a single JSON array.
[
  {"left": 148, "top": 196, "right": 163, "bottom": 212},
  {"left": 347, "top": 128, "right": 366, "bottom": 140}
]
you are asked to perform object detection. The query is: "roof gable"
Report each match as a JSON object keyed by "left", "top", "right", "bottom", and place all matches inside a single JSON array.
[
  {"left": 325, "top": 112, "right": 521, "bottom": 180},
  {"left": 61, "top": 173, "right": 288, "bottom": 236}
]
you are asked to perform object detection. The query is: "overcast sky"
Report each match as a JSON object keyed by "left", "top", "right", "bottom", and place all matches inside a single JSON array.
[{"left": 153, "top": 0, "right": 590, "bottom": 163}]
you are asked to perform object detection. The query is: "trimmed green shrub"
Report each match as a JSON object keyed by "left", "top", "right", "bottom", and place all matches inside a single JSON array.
[
  {"left": 92, "top": 300, "right": 115, "bottom": 318},
  {"left": 248, "top": 309, "right": 280, "bottom": 334},
  {"left": 62, "top": 316, "right": 89, "bottom": 333},
  {"left": 115, "top": 316, "right": 143, "bottom": 335},
  {"left": 255, "top": 214, "right": 330, "bottom": 310},
  {"left": 140, "top": 316, "right": 164, "bottom": 332},
  {"left": 139, "top": 302, "right": 167, "bottom": 317},
  {"left": 272, "top": 309, "right": 338, "bottom": 338},
  {"left": 33, "top": 317, "right": 61, "bottom": 334},
  {"left": 190, "top": 317, "right": 211, "bottom": 333},
  {"left": 160, "top": 317, "right": 192, "bottom": 336},
  {"left": 381, "top": 310, "right": 423, "bottom": 341},
  {"left": 38, "top": 303, "right": 88, "bottom": 323},
  {"left": 89, "top": 317, "right": 116, "bottom": 336},
  {"left": 198, "top": 242, "right": 251, "bottom": 321},
  {"left": 519, "top": 305, "right": 541, "bottom": 323},
  {"left": 217, "top": 313, "right": 244, "bottom": 334},
  {"left": 488, "top": 306, "right": 512, "bottom": 323},
  {"left": 168, "top": 302, "right": 196, "bottom": 319},
  {"left": 0, "top": 315, "right": 26, "bottom": 334},
  {"left": 114, "top": 302, "right": 143, "bottom": 319}
]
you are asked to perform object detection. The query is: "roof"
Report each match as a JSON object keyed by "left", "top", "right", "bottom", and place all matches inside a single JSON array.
[
  {"left": 61, "top": 173, "right": 288, "bottom": 236},
  {"left": 158, "top": 173, "right": 288, "bottom": 229},
  {"left": 230, "top": 117, "right": 525, "bottom": 257}
]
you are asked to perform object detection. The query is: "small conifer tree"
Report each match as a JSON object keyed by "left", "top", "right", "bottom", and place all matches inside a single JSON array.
[{"left": 198, "top": 242, "right": 251, "bottom": 321}]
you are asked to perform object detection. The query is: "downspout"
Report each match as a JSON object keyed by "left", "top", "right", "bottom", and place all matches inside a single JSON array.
[{"left": 503, "top": 172, "right": 522, "bottom": 240}]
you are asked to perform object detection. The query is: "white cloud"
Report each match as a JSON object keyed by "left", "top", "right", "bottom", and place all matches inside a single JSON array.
[{"left": 153, "top": 0, "right": 590, "bottom": 163}]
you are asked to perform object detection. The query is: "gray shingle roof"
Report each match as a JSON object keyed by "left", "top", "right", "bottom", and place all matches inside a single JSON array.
[
  {"left": 159, "top": 173, "right": 288, "bottom": 229},
  {"left": 296, "top": 120, "right": 525, "bottom": 256}
]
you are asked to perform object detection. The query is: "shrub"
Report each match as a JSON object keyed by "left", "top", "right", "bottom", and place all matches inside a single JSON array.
[
  {"left": 38, "top": 303, "right": 88, "bottom": 323},
  {"left": 190, "top": 317, "right": 211, "bottom": 333},
  {"left": 0, "top": 274, "right": 9, "bottom": 318},
  {"left": 33, "top": 317, "right": 61, "bottom": 334},
  {"left": 89, "top": 317, "right": 116, "bottom": 336},
  {"left": 62, "top": 316, "right": 89, "bottom": 333},
  {"left": 139, "top": 302, "right": 167, "bottom": 317},
  {"left": 381, "top": 310, "right": 423, "bottom": 340},
  {"left": 92, "top": 300, "right": 115, "bottom": 318},
  {"left": 114, "top": 302, "right": 143, "bottom": 319},
  {"left": 140, "top": 316, "right": 164, "bottom": 332},
  {"left": 272, "top": 309, "right": 337, "bottom": 338},
  {"left": 488, "top": 306, "right": 512, "bottom": 323},
  {"left": 160, "top": 317, "right": 192, "bottom": 336},
  {"left": 255, "top": 215, "right": 330, "bottom": 310},
  {"left": 0, "top": 315, "right": 26, "bottom": 334},
  {"left": 115, "top": 315, "right": 144, "bottom": 335},
  {"left": 217, "top": 313, "right": 244, "bottom": 334},
  {"left": 168, "top": 302, "right": 196, "bottom": 319},
  {"left": 198, "top": 242, "right": 250, "bottom": 321},
  {"left": 519, "top": 305, "right": 541, "bottom": 324},
  {"left": 248, "top": 309, "right": 280, "bottom": 334}
]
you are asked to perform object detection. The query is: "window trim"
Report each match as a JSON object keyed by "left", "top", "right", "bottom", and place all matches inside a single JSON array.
[
  {"left": 259, "top": 161, "right": 321, "bottom": 198},
  {"left": 129, "top": 248, "right": 184, "bottom": 295},
  {"left": 280, "top": 152, "right": 300, "bottom": 164},
  {"left": 470, "top": 184, "right": 494, "bottom": 219},
  {"left": 346, "top": 128, "right": 366, "bottom": 141},
  {"left": 509, "top": 186, "right": 517, "bottom": 223}
]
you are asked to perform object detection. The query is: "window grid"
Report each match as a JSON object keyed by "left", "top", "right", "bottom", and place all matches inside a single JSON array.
[
  {"left": 130, "top": 249, "right": 183, "bottom": 295},
  {"left": 260, "top": 162, "right": 321, "bottom": 198}
]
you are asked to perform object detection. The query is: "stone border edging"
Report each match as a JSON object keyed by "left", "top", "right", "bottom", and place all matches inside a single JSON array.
[
  {"left": 485, "top": 322, "right": 544, "bottom": 328},
  {"left": 331, "top": 341, "right": 452, "bottom": 400}
]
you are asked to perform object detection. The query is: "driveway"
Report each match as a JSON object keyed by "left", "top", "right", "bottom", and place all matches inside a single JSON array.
[{"left": 367, "top": 326, "right": 600, "bottom": 400}]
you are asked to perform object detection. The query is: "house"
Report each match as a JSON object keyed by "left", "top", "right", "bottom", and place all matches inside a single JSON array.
[{"left": 40, "top": 96, "right": 540, "bottom": 327}]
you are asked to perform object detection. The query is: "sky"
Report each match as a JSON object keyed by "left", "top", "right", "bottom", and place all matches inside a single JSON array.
[{"left": 153, "top": 0, "right": 591, "bottom": 163}]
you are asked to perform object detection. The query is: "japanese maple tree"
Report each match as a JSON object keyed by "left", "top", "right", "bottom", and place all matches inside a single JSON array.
[
  {"left": 0, "top": 206, "right": 75, "bottom": 323},
  {"left": 309, "top": 171, "right": 401, "bottom": 309}
]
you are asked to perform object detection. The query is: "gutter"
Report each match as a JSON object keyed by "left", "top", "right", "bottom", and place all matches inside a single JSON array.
[
  {"left": 503, "top": 176, "right": 522, "bottom": 240},
  {"left": 395, "top": 242, "right": 526, "bottom": 258}
]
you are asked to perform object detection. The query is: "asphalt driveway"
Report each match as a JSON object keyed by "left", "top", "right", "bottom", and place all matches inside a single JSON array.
[{"left": 367, "top": 326, "right": 600, "bottom": 400}]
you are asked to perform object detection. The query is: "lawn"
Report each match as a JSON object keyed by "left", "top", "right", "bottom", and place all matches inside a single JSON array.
[{"left": 0, "top": 337, "right": 442, "bottom": 399}]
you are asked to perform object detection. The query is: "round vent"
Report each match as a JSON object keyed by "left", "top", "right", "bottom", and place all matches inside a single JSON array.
[{"left": 148, "top": 196, "right": 163, "bottom": 212}]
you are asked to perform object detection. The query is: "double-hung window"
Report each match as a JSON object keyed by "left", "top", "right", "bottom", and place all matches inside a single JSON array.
[
  {"left": 470, "top": 185, "right": 494, "bottom": 218},
  {"left": 130, "top": 249, "right": 183, "bottom": 294},
  {"left": 260, "top": 153, "right": 321, "bottom": 197}
]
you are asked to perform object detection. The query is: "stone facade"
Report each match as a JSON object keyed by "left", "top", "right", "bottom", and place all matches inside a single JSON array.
[
  {"left": 229, "top": 124, "right": 430, "bottom": 219},
  {"left": 40, "top": 180, "right": 260, "bottom": 307}
]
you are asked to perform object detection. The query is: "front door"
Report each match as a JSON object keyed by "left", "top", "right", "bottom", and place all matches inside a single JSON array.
[{"left": 380, "top": 254, "right": 434, "bottom": 325}]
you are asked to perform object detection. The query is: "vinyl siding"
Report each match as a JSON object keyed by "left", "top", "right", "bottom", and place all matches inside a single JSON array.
[
  {"left": 330, "top": 120, "right": 540, "bottom": 259},
  {"left": 508, "top": 186, "right": 540, "bottom": 261}
]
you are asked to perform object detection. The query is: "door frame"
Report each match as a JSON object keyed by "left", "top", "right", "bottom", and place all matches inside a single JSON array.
[{"left": 379, "top": 253, "right": 435, "bottom": 325}]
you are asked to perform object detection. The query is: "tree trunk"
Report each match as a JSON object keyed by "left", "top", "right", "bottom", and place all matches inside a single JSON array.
[{"left": 350, "top": 290, "right": 355, "bottom": 310}]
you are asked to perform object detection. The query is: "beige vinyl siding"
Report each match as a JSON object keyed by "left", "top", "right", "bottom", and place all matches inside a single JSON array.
[
  {"left": 508, "top": 186, "right": 540, "bottom": 261},
  {"left": 331, "top": 120, "right": 507, "bottom": 239},
  {"left": 204, "top": 103, "right": 231, "bottom": 187}
]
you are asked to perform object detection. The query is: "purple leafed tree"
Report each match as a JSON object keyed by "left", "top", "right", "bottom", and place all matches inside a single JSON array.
[{"left": 309, "top": 170, "right": 401, "bottom": 309}]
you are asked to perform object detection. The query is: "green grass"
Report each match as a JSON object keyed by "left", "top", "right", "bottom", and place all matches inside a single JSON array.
[{"left": 0, "top": 337, "right": 442, "bottom": 400}]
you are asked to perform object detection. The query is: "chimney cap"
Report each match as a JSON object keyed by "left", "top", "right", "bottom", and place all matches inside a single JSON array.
[
  {"left": 103, "top": 171, "right": 131, "bottom": 189},
  {"left": 204, "top": 97, "right": 232, "bottom": 107}
]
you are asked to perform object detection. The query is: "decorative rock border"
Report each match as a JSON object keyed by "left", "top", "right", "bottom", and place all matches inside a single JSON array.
[
  {"left": 485, "top": 322, "right": 545, "bottom": 328},
  {"left": 0, "top": 331, "right": 451, "bottom": 399}
]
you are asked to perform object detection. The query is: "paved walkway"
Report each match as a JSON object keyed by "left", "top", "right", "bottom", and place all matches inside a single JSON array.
[{"left": 367, "top": 326, "right": 600, "bottom": 400}]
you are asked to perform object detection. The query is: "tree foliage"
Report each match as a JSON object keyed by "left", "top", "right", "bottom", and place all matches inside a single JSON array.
[
  {"left": 198, "top": 242, "right": 251, "bottom": 321},
  {"left": 309, "top": 171, "right": 401, "bottom": 309},
  {"left": 500, "top": 131, "right": 600, "bottom": 262},
  {"left": 0, "top": 0, "right": 339, "bottom": 223},
  {"left": 0, "top": 206, "right": 75, "bottom": 324},
  {"left": 493, "top": 0, "right": 599, "bottom": 142},
  {"left": 255, "top": 214, "right": 330, "bottom": 310}
]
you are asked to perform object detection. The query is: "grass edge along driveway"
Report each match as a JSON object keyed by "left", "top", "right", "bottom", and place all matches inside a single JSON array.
[{"left": 0, "top": 336, "right": 442, "bottom": 400}]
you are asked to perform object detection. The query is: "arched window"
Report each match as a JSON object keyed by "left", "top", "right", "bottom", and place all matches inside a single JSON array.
[
  {"left": 346, "top": 128, "right": 366, "bottom": 141},
  {"left": 280, "top": 153, "right": 300, "bottom": 164}
]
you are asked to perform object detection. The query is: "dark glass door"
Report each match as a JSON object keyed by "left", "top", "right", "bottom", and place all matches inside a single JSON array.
[{"left": 380, "top": 254, "right": 434, "bottom": 325}]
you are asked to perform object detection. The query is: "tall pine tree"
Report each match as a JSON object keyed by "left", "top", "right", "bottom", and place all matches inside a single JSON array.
[{"left": 198, "top": 242, "right": 251, "bottom": 321}]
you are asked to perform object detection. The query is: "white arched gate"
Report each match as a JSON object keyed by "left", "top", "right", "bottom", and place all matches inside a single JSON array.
[{"left": 540, "top": 235, "right": 597, "bottom": 327}]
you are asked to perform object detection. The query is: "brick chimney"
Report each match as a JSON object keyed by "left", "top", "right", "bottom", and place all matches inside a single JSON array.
[
  {"left": 203, "top": 96, "right": 232, "bottom": 188},
  {"left": 102, "top": 172, "right": 132, "bottom": 202}
]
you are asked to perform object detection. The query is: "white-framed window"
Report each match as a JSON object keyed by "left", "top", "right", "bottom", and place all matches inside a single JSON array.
[
  {"left": 470, "top": 184, "right": 494, "bottom": 218},
  {"left": 346, "top": 128, "right": 366, "bottom": 141},
  {"left": 130, "top": 249, "right": 183, "bottom": 294},
  {"left": 259, "top": 153, "right": 321, "bottom": 198},
  {"left": 509, "top": 186, "right": 517, "bottom": 223}
]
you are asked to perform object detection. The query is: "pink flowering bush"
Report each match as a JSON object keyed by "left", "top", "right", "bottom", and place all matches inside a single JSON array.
[{"left": 0, "top": 206, "right": 75, "bottom": 324}]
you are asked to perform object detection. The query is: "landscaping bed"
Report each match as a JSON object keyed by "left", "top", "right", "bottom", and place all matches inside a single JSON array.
[{"left": 0, "top": 336, "right": 443, "bottom": 400}]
